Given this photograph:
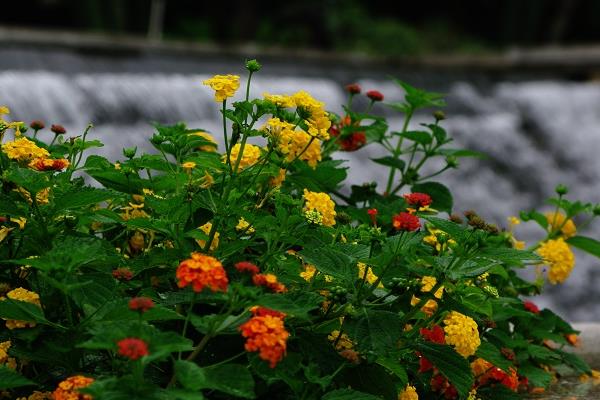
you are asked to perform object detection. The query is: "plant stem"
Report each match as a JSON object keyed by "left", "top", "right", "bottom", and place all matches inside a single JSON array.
[
  {"left": 178, "top": 292, "right": 197, "bottom": 360},
  {"left": 385, "top": 108, "right": 413, "bottom": 195}
]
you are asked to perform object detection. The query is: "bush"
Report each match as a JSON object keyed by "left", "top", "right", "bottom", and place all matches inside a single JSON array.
[{"left": 0, "top": 62, "right": 598, "bottom": 399}]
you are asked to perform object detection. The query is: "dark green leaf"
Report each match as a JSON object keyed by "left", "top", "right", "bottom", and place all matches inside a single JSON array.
[
  {"left": 398, "top": 130, "right": 432, "bottom": 145},
  {"left": 518, "top": 363, "right": 552, "bottom": 388},
  {"left": 53, "top": 187, "right": 114, "bottom": 212},
  {"left": 322, "top": 389, "right": 381, "bottom": 400},
  {"left": 175, "top": 361, "right": 255, "bottom": 398},
  {"left": 0, "top": 366, "right": 36, "bottom": 389},
  {"left": 475, "top": 341, "right": 513, "bottom": 372},
  {"left": 567, "top": 236, "right": 600, "bottom": 258},
  {"left": 416, "top": 342, "right": 473, "bottom": 398},
  {"left": 371, "top": 156, "right": 405, "bottom": 171},
  {"left": 256, "top": 292, "right": 322, "bottom": 319},
  {"left": 348, "top": 310, "right": 403, "bottom": 354}
]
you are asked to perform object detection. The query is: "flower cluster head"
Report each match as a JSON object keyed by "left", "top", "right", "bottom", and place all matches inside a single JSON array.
[
  {"left": 195, "top": 222, "right": 219, "bottom": 251},
  {"left": 53, "top": 375, "right": 94, "bottom": 400},
  {"left": 264, "top": 117, "right": 322, "bottom": 168},
  {"left": 253, "top": 273, "right": 287, "bottom": 293},
  {"left": 117, "top": 337, "right": 149, "bottom": 360},
  {"left": 537, "top": 238, "right": 575, "bottom": 284},
  {"left": 28, "top": 157, "right": 70, "bottom": 171},
  {"left": 223, "top": 143, "right": 261, "bottom": 170},
  {"left": 523, "top": 300, "right": 540, "bottom": 314},
  {"left": 404, "top": 192, "right": 433, "bottom": 208},
  {"left": 203, "top": 74, "right": 240, "bottom": 102},
  {"left": 366, "top": 90, "right": 384, "bottom": 102},
  {"left": 51, "top": 124, "right": 66, "bottom": 135},
  {"left": 2, "top": 137, "right": 49, "bottom": 162},
  {"left": 0, "top": 340, "right": 16, "bottom": 369},
  {"left": 545, "top": 211, "right": 576, "bottom": 238},
  {"left": 176, "top": 253, "right": 228, "bottom": 293},
  {"left": 16, "top": 390, "right": 53, "bottom": 400},
  {"left": 235, "top": 261, "right": 260, "bottom": 275},
  {"left": 304, "top": 209, "right": 323, "bottom": 225},
  {"left": 328, "top": 115, "right": 367, "bottom": 152},
  {"left": 392, "top": 212, "right": 420, "bottom": 231},
  {"left": 236, "top": 217, "right": 255, "bottom": 234},
  {"left": 239, "top": 306, "right": 289, "bottom": 368},
  {"left": 303, "top": 189, "right": 336, "bottom": 227},
  {"left": 292, "top": 91, "right": 331, "bottom": 141},
  {"left": 398, "top": 385, "right": 419, "bottom": 400},
  {"left": 190, "top": 131, "right": 218, "bottom": 152},
  {"left": 112, "top": 267, "right": 133, "bottom": 281},
  {"left": 2, "top": 287, "right": 41, "bottom": 329},
  {"left": 345, "top": 83, "right": 361, "bottom": 94},
  {"left": 357, "top": 262, "right": 383, "bottom": 288},
  {"left": 129, "top": 297, "right": 155, "bottom": 313},
  {"left": 471, "top": 358, "right": 518, "bottom": 391},
  {"left": 443, "top": 311, "right": 481, "bottom": 357}
]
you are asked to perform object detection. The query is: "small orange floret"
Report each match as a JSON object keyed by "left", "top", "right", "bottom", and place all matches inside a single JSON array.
[
  {"left": 53, "top": 375, "right": 94, "bottom": 400},
  {"left": 252, "top": 273, "right": 287, "bottom": 293},
  {"left": 176, "top": 253, "right": 228, "bottom": 293}
]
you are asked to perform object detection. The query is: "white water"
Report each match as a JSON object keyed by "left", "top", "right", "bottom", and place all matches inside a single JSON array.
[{"left": 2, "top": 69, "right": 600, "bottom": 321}]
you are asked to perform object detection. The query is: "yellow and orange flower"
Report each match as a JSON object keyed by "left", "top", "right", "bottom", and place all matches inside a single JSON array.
[
  {"left": 2, "top": 288, "right": 41, "bottom": 329},
  {"left": 303, "top": 189, "right": 336, "bottom": 227},
  {"left": 203, "top": 74, "right": 240, "bottom": 102},
  {"left": 53, "top": 375, "right": 94, "bottom": 400},
  {"left": 28, "top": 157, "right": 70, "bottom": 171},
  {"left": 239, "top": 307, "right": 289, "bottom": 368},
  {"left": 176, "top": 253, "right": 228, "bottom": 293}
]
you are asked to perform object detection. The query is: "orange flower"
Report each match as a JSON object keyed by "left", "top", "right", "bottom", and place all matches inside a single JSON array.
[
  {"left": 53, "top": 375, "right": 94, "bottom": 400},
  {"left": 117, "top": 337, "right": 149, "bottom": 360},
  {"left": 239, "top": 307, "right": 289, "bottom": 368},
  {"left": 176, "top": 253, "right": 228, "bottom": 293},
  {"left": 28, "top": 157, "right": 70, "bottom": 171},
  {"left": 252, "top": 273, "right": 287, "bottom": 293}
]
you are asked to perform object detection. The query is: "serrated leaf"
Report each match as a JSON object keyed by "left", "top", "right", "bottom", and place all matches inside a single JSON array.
[
  {"left": 175, "top": 361, "right": 255, "bottom": 398},
  {"left": 567, "top": 236, "right": 600, "bottom": 258},
  {"left": 371, "top": 156, "right": 405, "bottom": 171},
  {"left": 518, "top": 363, "right": 552, "bottom": 388},
  {"left": 53, "top": 187, "right": 114, "bottom": 213},
  {"left": 475, "top": 341, "right": 513, "bottom": 372},
  {"left": 348, "top": 310, "right": 403, "bottom": 354},
  {"left": 416, "top": 342, "right": 473, "bottom": 398}
]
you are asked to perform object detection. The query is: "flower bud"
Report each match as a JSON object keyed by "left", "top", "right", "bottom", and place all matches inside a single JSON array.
[
  {"left": 30, "top": 120, "right": 45, "bottom": 130},
  {"left": 555, "top": 184, "right": 568, "bottom": 196},
  {"left": 245, "top": 59, "right": 262, "bottom": 72},
  {"left": 445, "top": 155, "right": 458, "bottom": 168},
  {"left": 123, "top": 147, "right": 137, "bottom": 159},
  {"left": 366, "top": 90, "right": 384, "bottom": 102},
  {"left": 433, "top": 110, "right": 446, "bottom": 121},
  {"left": 345, "top": 83, "right": 361, "bottom": 95},
  {"left": 51, "top": 124, "right": 66, "bottom": 135},
  {"left": 150, "top": 134, "right": 166, "bottom": 146}
]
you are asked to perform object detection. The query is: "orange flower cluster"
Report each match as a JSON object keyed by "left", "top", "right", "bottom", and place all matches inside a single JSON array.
[
  {"left": 176, "top": 253, "right": 228, "bottom": 293},
  {"left": 28, "top": 157, "right": 69, "bottom": 171},
  {"left": 239, "top": 307, "right": 289, "bottom": 368},
  {"left": 471, "top": 358, "right": 519, "bottom": 391},
  {"left": 53, "top": 375, "right": 94, "bottom": 400},
  {"left": 252, "top": 273, "right": 287, "bottom": 293}
]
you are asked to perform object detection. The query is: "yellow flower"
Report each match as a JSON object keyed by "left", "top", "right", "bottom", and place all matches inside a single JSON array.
[
  {"left": 2, "top": 137, "right": 49, "bottom": 162},
  {"left": 423, "top": 227, "right": 455, "bottom": 252},
  {"left": 263, "top": 117, "right": 322, "bottom": 168},
  {"left": 327, "top": 330, "right": 354, "bottom": 351},
  {"left": 443, "top": 311, "right": 480, "bottom": 357},
  {"left": 236, "top": 217, "right": 255, "bottom": 234},
  {"left": 410, "top": 276, "right": 443, "bottom": 315},
  {"left": 0, "top": 341, "right": 16, "bottom": 369},
  {"left": 2, "top": 288, "right": 41, "bottom": 329},
  {"left": 11, "top": 217, "right": 26, "bottom": 230},
  {"left": 200, "top": 170, "right": 215, "bottom": 189},
  {"left": 304, "top": 210, "right": 323, "bottom": 225},
  {"left": 537, "top": 238, "right": 575, "bottom": 284},
  {"left": 190, "top": 131, "right": 218, "bottom": 152},
  {"left": 303, "top": 189, "right": 336, "bottom": 227},
  {"left": 357, "top": 262, "right": 383, "bottom": 288},
  {"left": 512, "top": 239, "right": 526, "bottom": 249},
  {"left": 300, "top": 264, "right": 317, "bottom": 281},
  {"left": 270, "top": 168, "right": 286, "bottom": 187},
  {"left": 203, "top": 74, "right": 240, "bottom": 102},
  {"left": 196, "top": 222, "right": 219, "bottom": 252},
  {"left": 0, "top": 227, "right": 13, "bottom": 243},
  {"left": 263, "top": 93, "right": 295, "bottom": 108},
  {"left": 398, "top": 385, "right": 418, "bottom": 400},
  {"left": 292, "top": 91, "right": 331, "bottom": 140},
  {"left": 223, "top": 143, "right": 261, "bottom": 170},
  {"left": 15, "top": 186, "right": 50, "bottom": 205},
  {"left": 182, "top": 161, "right": 196, "bottom": 171},
  {"left": 545, "top": 212, "right": 576, "bottom": 238},
  {"left": 114, "top": 162, "right": 121, "bottom": 170},
  {"left": 507, "top": 216, "right": 521, "bottom": 226}
]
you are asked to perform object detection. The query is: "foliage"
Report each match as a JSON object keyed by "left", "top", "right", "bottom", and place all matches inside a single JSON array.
[{"left": 0, "top": 62, "right": 598, "bottom": 400}]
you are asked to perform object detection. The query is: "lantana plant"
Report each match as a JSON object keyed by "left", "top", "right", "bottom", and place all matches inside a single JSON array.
[{"left": 1, "top": 60, "right": 600, "bottom": 400}]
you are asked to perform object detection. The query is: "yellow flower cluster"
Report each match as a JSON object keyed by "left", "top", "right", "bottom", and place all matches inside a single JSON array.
[
  {"left": 190, "top": 131, "right": 218, "bottom": 152},
  {"left": 443, "top": 311, "right": 481, "bottom": 357},
  {"left": 537, "top": 238, "right": 575, "bottom": 284},
  {"left": 263, "top": 93, "right": 295, "bottom": 108},
  {"left": 203, "top": 74, "right": 240, "bottom": 102},
  {"left": 2, "top": 137, "right": 49, "bottom": 162},
  {"left": 120, "top": 202, "right": 150, "bottom": 220},
  {"left": 292, "top": 91, "right": 331, "bottom": 140},
  {"left": 270, "top": 168, "right": 286, "bottom": 187},
  {"left": 224, "top": 143, "right": 261, "bottom": 170},
  {"left": 398, "top": 385, "right": 419, "bottom": 400},
  {"left": 263, "top": 118, "right": 322, "bottom": 168},
  {"left": 196, "top": 222, "right": 219, "bottom": 252},
  {"left": 236, "top": 217, "right": 255, "bottom": 234},
  {"left": 2, "top": 287, "right": 41, "bottom": 329},
  {"left": 411, "top": 276, "right": 444, "bottom": 315},
  {"left": 545, "top": 212, "right": 576, "bottom": 238},
  {"left": 300, "top": 264, "right": 317, "bottom": 281},
  {"left": 357, "top": 262, "right": 383, "bottom": 288},
  {"left": 16, "top": 392, "right": 53, "bottom": 400},
  {"left": 0, "top": 341, "right": 16, "bottom": 369},
  {"left": 423, "top": 228, "right": 456, "bottom": 252},
  {"left": 327, "top": 330, "right": 354, "bottom": 351},
  {"left": 0, "top": 106, "right": 23, "bottom": 134},
  {"left": 15, "top": 186, "right": 50, "bottom": 205},
  {"left": 303, "top": 189, "right": 336, "bottom": 227}
]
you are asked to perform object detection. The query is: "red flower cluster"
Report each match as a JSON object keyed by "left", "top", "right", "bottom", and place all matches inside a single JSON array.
[
  {"left": 129, "top": 296, "right": 155, "bottom": 313},
  {"left": 51, "top": 124, "right": 66, "bottom": 134},
  {"left": 392, "top": 212, "right": 421, "bottom": 231},
  {"left": 176, "top": 253, "right": 229, "bottom": 293},
  {"left": 345, "top": 83, "right": 361, "bottom": 94},
  {"left": 431, "top": 375, "right": 458, "bottom": 399},
  {"left": 235, "top": 261, "right": 260, "bottom": 275},
  {"left": 329, "top": 115, "right": 367, "bottom": 152},
  {"left": 523, "top": 301, "right": 540, "bottom": 314},
  {"left": 29, "top": 157, "right": 70, "bottom": 171},
  {"left": 404, "top": 192, "right": 433, "bottom": 208},
  {"left": 253, "top": 273, "right": 287, "bottom": 293},
  {"left": 475, "top": 361, "right": 519, "bottom": 392},
  {"left": 117, "top": 337, "right": 149, "bottom": 360},
  {"left": 239, "top": 307, "right": 289, "bottom": 368},
  {"left": 366, "top": 90, "right": 384, "bottom": 102},
  {"left": 418, "top": 325, "right": 445, "bottom": 373},
  {"left": 112, "top": 267, "right": 133, "bottom": 281}
]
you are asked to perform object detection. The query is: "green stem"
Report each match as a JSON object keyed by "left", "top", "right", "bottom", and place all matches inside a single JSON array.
[
  {"left": 222, "top": 101, "right": 231, "bottom": 172},
  {"left": 245, "top": 71, "right": 253, "bottom": 101},
  {"left": 179, "top": 293, "right": 197, "bottom": 360},
  {"left": 385, "top": 108, "right": 413, "bottom": 195}
]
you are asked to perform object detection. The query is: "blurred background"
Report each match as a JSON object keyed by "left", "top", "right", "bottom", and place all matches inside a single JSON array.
[{"left": 2, "top": 0, "right": 600, "bottom": 321}]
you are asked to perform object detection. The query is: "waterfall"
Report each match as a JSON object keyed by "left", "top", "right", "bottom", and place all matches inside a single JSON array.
[{"left": 1, "top": 61, "right": 599, "bottom": 321}]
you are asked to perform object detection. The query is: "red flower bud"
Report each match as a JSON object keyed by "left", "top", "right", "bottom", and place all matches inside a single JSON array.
[
  {"left": 345, "top": 83, "right": 361, "bottom": 95},
  {"left": 366, "top": 90, "right": 384, "bottom": 102},
  {"left": 129, "top": 297, "right": 155, "bottom": 313}
]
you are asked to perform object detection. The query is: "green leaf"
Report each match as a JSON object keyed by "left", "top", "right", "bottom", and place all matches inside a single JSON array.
[
  {"left": 438, "top": 148, "right": 486, "bottom": 158},
  {"left": 518, "top": 363, "right": 552, "bottom": 388},
  {"left": 256, "top": 292, "right": 322, "bottom": 319},
  {"left": 175, "top": 361, "right": 255, "bottom": 398},
  {"left": 348, "top": 310, "right": 403, "bottom": 354},
  {"left": 376, "top": 357, "right": 408, "bottom": 386},
  {"left": 0, "top": 195, "right": 25, "bottom": 216},
  {"left": 520, "top": 210, "right": 548, "bottom": 230},
  {"left": 299, "top": 246, "right": 356, "bottom": 283},
  {"left": 460, "top": 287, "right": 493, "bottom": 317},
  {"left": 477, "top": 247, "right": 540, "bottom": 265},
  {"left": 567, "top": 236, "right": 600, "bottom": 258},
  {"left": 416, "top": 342, "right": 473, "bottom": 398},
  {"left": 393, "top": 80, "right": 446, "bottom": 110},
  {"left": 6, "top": 167, "right": 49, "bottom": 194},
  {"left": 411, "top": 181, "right": 453, "bottom": 213},
  {"left": 288, "top": 160, "right": 348, "bottom": 192},
  {"left": 322, "top": 389, "right": 381, "bottom": 400},
  {"left": 475, "top": 341, "right": 513, "bottom": 372},
  {"left": 53, "top": 187, "right": 114, "bottom": 213},
  {"left": 398, "top": 130, "right": 432, "bottom": 145},
  {"left": 555, "top": 350, "right": 591, "bottom": 375},
  {"left": 0, "top": 298, "right": 49, "bottom": 326},
  {"left": 371, "top": 156, "right": 405, "bottom": 171},
  {"left": 0, "top": 365, "right": 36, "bottom": 389},
  {"left": 423, "top": 216, "right": 466, "bottom": 239}
]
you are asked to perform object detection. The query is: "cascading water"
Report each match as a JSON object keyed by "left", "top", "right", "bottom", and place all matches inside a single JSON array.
[{"left": 1, "top": 47, "right": 599, "bottom": 321}]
